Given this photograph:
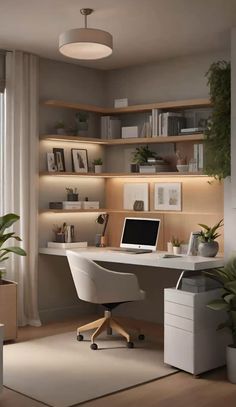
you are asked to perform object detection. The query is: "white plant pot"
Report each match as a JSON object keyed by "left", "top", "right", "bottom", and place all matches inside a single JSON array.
[
  {"left": 94, "top": 165, "right": 103, "bottom": 174},
  {"left": 227, "top": 345, "right": 236, "bottom": 383},
  {"left": 173, "top": 246, "right": 181, "bottom": 255}
]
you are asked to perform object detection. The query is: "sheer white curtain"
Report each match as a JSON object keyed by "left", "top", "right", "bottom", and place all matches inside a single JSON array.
[{"left": 3, "top": 51, "right": 41, "bottom": 326}]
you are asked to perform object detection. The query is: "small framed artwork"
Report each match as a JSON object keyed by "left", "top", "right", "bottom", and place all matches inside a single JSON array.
[
  {"left": 53, "top": 148, "right": 66, "bottom": 172},
  {"left": 154, "top": 183, "right": 182, "bottom": 211},
  {"left": 71, "top": 149, "right": 88, "bottom": 173},
  {"left": 123, "top": 183, "right": 149, "bottom": 211},
  {"left": 47, "top": 152, "right": 57, "bottom": 172}
]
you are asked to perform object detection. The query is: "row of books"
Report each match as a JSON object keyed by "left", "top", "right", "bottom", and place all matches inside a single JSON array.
[
  {"left": 101, "top": 116, "right": 121, "bottom": 139},
  {"left": 152, "top": 109, "right": 186, "bottom": 137}
]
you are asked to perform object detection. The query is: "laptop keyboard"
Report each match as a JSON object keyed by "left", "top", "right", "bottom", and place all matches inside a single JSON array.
[{"left": 111, "top": 248, "right": 153, "bottom": 254}]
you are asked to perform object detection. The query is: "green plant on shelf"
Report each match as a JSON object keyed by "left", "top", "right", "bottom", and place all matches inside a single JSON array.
[
  {"left": 55, "top": 120, "right": 65, "bottom": 129},
  {"left": 93, "top": 158, "right": 103, "bottom": 165},
  {"left": 171, "top": 237, "right": 182, "bottom": 247},
  {"left": 132, "top": 145, "right": 158, "bottom": 164}
]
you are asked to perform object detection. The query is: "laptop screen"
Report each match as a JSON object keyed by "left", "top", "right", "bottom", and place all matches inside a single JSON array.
[{"left": 120, "top": 217, "right": 161, "bottom": 251}]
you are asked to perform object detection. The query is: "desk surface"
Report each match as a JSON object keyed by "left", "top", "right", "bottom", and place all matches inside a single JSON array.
[{"left": 39, "top": 247, "right": 224, "bottom": 271}]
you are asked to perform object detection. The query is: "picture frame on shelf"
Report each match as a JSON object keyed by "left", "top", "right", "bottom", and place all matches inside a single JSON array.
[
  {"left": 123, "top": 183, "right": 149, "bottom": 211},
  {"left": 71, "top": 149, "right": 88, "bottom": 173},
  {"left": 154, "top": 182, "right": 182, "bottom": 211},
  {"left": 47, "top": 152, "right": 57, "bottom": 172},
  {"left": 53, "top": 148, "right": 66, "bottom": 172}
]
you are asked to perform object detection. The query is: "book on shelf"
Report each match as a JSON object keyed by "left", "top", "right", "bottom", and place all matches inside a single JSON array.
[
  {"left": 180, "top": 127, "right": 205, "bottom": 134},
  {"left": 193, "top": 143, "right": 204, "bottom": 170},
  {"left": 47, "top": 241, "right": 88, "bottom": 249},
  {"left": 101, "top": 116, "right": 121, "bottom": 139},
  {"left": 151, "top": 109, "right": 159, "bottom": 137},
  {"left": 159, "top": 112, "right": 185, "bottom": 136}
]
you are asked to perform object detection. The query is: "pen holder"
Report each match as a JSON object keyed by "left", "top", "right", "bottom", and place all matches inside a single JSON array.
[{"left": 55, "top": 233, "right": 65, "bottom": 243}]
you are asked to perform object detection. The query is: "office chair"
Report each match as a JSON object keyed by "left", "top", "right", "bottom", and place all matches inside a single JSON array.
[{"left": 66, "top": 250, "right": 146, "bottom": 350}]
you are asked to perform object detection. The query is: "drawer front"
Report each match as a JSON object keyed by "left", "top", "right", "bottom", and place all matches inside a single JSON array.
[
  {"left": 165, "top": 313, "right": 194, "bottom": 332},
  {"left": 164, "top": 325, "right": 194, "bottom": 373},
  {"left": 165, "top": 289, "right": 194, "bottom": 307},
  {"left": 165, "top": 301, "right": 194, "bottom": 320}
]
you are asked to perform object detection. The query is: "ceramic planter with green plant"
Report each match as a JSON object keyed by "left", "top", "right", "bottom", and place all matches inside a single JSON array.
[
  {"left": 93, "top": 158, "right": 103, "bottom": 173},
  {"left": 0, "top": 213, "right": 26, "bottom": 283},
  {"left": 65, "top": 187, "right": 78, "bottom": 201},
  {"left": 75, "top": 111, "right": 89, "bottom": 135},
  {"left": 171, "top": 237, "right": 182, "bottom": 255},
  {"left": 131, "top": 145, "right": 158, "bottom": 172},
  {"left": 198, "top": 218, "right": 223, "bottom": 257},
  {"left": 55, "top": 120, "right": 65, "bottom": 135},
  {"left": 205, "top": 257, "right": 236, "bottom": 382}
]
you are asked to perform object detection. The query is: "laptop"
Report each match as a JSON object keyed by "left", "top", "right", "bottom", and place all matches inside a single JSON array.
[{"left": 113, "top": 217, "right": 161, "bottom": 254}]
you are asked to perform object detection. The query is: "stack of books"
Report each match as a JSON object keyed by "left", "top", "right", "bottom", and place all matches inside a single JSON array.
[
  {"left": 180, "top": 127, "right": 205, "bottom": 135},
  {"left": 101, "top": 116, "right": 121, "bottom": 139},
  {"left": 159, "top": 112, "right": 185, "bottom": 136}
]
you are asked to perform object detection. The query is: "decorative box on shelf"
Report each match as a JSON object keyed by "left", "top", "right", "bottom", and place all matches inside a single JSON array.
[
  {"left": 47, "top": 242, "right": 88, "bottom": 249},
  {"left": 122, "top": 126, "right": 139, "bottom": 139},
  {"left": 82, "top": 201, "right": 99, "bottom": 209},
  {"left": 63, "top": 201, "right": 82, "bottom": 210}
]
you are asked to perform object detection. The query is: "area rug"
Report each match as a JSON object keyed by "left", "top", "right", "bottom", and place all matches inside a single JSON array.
[{"left": 3, "top": 331, "right": 177, "bottom": 407}]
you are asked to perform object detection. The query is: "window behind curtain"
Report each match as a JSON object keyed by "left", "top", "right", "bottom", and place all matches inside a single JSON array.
[{"left": 0, "top": 52, "right": 6, "bottom": 214}]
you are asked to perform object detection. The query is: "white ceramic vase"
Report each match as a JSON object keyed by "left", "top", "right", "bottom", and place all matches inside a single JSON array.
[
  {"left": 226, "top": 345, "right": 236, "bottom": 383},
  {"left": 173, "top": 246, "right": 181, "bottom": 255},
  {"left": 94, "top": 165, "right": 103, "bottom": 173}
]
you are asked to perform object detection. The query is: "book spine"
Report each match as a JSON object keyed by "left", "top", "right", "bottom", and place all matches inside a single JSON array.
[
  {"left": 198, "top": 144, "right": 204, "bottom": 169},
  {"left": 193, "top": 144, "right": 199, "bottom": 170}
]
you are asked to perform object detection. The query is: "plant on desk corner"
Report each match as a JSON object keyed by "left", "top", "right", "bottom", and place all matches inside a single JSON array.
[
  {"left": 171, "top": 237, "right": 182, "bottom": 255},
  {"left": 198, "top": 218, "right": 223, "bottom": 257},
  {"left": 205, "top": 257, "right": 236, "bottom": 383},
  {"left": 0, "top": 213, "right": 26, "bottom": 283}
]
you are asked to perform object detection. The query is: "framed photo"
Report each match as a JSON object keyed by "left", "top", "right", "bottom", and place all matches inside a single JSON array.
[
  {"left": 154, "top": 183, "right": 182, "bottom": 211},
  {"left": 47, "top": 152, "right": 57, "bottom": 172},
  {"left": 123, "top": 183, "right": 149, "bottom": 211},
  {"left": 53, "top": 148, "right": 66, "bottom": 172},
  {"left": 71, "top": 149, "right": 88, "bottom": 173}
]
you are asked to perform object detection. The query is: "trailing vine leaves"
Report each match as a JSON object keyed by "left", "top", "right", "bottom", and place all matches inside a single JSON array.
[{"left": 204, "top": 60, "right": 231, "bottom": 180}]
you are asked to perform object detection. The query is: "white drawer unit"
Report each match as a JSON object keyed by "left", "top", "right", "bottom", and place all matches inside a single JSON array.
[
  {"left": 0, "top": 324, "right": 3, "bottom": 393},
  {"left": 164, "top": 288, "right": 230, "bottom": 375}
]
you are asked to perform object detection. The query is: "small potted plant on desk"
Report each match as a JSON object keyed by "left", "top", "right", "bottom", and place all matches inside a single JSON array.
[
  {"left": 171, "top": 237, "right": 182, "bottom": 255},
  {"left": 205, "top": 257, "right": 236, "bottom": 383},
  {"left": 198, "top": 219, "right": 223, "bottom": 257},
  {"left": 93, "top": 158, "right": 103, "bottom": 173},
  {"left": 0, "top": 213, "right": 26, "bottom": 341}
]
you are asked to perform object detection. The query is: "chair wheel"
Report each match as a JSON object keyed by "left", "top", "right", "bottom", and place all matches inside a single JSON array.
[
  {"left": 138, "top": 334, "right": 145, "bottom": 340},
  {"left": 77, "top": 334, "right": 83, "bottom": 341},
  {"left": 90, "top": 343, "right": 98, "bottom": 350},
  {"left": 127, "top": 341, "right": 134, "bottom": 349}
]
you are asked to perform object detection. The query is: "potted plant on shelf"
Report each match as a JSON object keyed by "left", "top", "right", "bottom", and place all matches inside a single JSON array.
[
  {"left": 205, "top": 257, "right": 236, "bottom": 382},
  {"left": 198, "top": 219, "right": 223, "bottom": 257},
  {"left": 75, "top": 111, "right": 89, "bottom": 136},
  {"left": 131, "top": 145, "right": 158, "bottom": 173},
  {"left": 0, "top": 213, "right": 26, "bottom": 340},
  {"left": 93, "top": 158, "right": 103, "bottom": 173},
  {"left": 55, "top": 120, "right": 66, "bottom": 135},
  {"left": 65, "top": 187, "right": 78, "bottom": 201},
  {"left": 171, "top": 237, "right": 182, "bottom": 255}
]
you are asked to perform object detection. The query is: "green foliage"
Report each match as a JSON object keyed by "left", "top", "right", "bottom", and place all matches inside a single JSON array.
[
  {"left": 171, "top": 236, "right": 182, "bottom": 247},
  {"left": 93, "top": 158, "right": 103, "bottom": 165},
  {"left": 0, "top": 213, "right": 26, "bottom": 279},
  {"left": 198, "top": 219, "right": 223, "bottom": 243},
  {"left": 205, "top": 257, "right": 236, "bottom": 347},
  {"left": 76, "top": 111, "right": 89, "bottom": 122},
  {"left": 55, "top": 120, "right": 65, "bottom": 129},
  {"left": 65, "top": 187, "right": 78, "bottom": 194},
  {"left": 132, "top": 145, "right": 157, "bottom": 164},
  {"left": 204, "top": 60, "right": 231, "bottom": 180}
]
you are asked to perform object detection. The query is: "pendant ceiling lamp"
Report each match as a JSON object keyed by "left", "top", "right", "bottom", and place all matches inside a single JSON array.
[{"left": 59, "top": 8, "right": 113, "bottom": 60}]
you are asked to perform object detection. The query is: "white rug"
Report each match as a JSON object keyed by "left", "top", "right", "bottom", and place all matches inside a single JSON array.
[{"left": 3, "top": 331, "right": 177, "bottom": 407}]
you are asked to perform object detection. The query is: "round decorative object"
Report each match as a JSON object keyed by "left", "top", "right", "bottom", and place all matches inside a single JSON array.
[
  {"left": 138, "top": 334, "right": 145, "bottom": 341},
  {"left": 77, "top": 334, "right": 84, "bottom": 341},
  {"left": 90, "top": 343, "right": 98, "bottom": 350},
  {"left": 127, "top": 341, "right": 134, "bottom": 349},
  {"left": 198, "top": 241, "right": 219, "bottom": 257},
  {"left": 227, "top": 345, "right": 236, "bottom": 383},
  {"left": 133, "top": 200, "right": 144, "bottom": 211}
]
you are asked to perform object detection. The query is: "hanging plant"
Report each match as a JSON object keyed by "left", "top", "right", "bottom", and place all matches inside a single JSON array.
[{"left": 204, "top": 60, "right": 231, "bottom": 180}]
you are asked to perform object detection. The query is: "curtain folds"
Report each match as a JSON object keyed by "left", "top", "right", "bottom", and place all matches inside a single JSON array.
[{"left": 4, "top": 51, "right": 41, "bottom": 326}]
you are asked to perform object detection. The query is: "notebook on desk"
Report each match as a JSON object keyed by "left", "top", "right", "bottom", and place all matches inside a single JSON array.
[{"left": 112, "top": 217, "right": 161, "bottom": 254}]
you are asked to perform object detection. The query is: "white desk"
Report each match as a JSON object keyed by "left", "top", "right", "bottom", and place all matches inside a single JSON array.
[{"left": 39, "top": 247, "right": 224, "bottom": 279}]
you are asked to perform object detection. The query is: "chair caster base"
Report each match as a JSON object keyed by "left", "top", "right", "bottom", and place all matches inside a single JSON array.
[
  {"left": 138, "top": 334, "right": 145, "bottom": 340},
  {"left": 77, "top": 334, "right": 84, "bottom": 341},
  {"left": 127, "top": 341, "right": 134, "bottom": 348},
  {"left": 90, "top": 343, "right": 98, "bottom": 350}
]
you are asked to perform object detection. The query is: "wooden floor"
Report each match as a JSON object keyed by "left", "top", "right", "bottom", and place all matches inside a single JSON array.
[{"left": 1, "top": 316, "right": 236, "bottom": 407}]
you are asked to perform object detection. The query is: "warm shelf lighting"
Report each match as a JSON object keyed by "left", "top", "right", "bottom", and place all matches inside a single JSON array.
[{"left": 59, "top": 8, "right": 113, "bottom": 60}]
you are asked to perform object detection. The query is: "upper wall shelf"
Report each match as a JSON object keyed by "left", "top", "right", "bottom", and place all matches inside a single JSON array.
[
  {"left": 39, "top": 171, "right": 205, "bottom": 178},
  {"left": 40, "top": 134, "right": 204, "bottom": 145},
  {"left": 43, "top": 98, "right": 211, "bottom": 115}
]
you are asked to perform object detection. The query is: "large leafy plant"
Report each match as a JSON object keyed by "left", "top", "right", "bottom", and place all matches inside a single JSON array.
[
  {"left": 0, "top": 213, "right": 26, "bottom": 280},
  {"left": 198, "top": 219, "right": 223, "bottom": 243},
  {"left": 204, "top": 60, "right": 231, "bottom": 180},
  {"left": 205, "top": 257, "right": 236, "bottom": 347},
  {"left": 132, "top": 145, "right": 158, "bottom": 164}
]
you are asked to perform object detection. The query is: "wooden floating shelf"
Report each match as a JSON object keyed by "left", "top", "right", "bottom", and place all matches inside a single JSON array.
[
  {"left": 40, "top": 134, "right": 204, "bottom": 145},
  {"left": 39, "top": 209, "right": 107, "bottom": 214},
  {"left": 43, "top": 98, "right": 211, "bottom": 114},
  {"left": 39, "top": 209, "right": 215, "bottom": 215},
  {"left": 39, "top": 171, "right": 205, "bottom": 178}
]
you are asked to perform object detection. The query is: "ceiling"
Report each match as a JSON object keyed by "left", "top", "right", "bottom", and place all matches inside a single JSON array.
[{"left": 0, "top": 0, "right": 236, "bottom": 70}]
